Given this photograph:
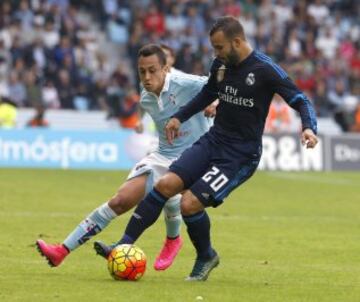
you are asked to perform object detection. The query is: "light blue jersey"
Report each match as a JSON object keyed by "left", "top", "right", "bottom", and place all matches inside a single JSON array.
[{"left": 140, "top": 72, "right": 211, "bottom": 159}]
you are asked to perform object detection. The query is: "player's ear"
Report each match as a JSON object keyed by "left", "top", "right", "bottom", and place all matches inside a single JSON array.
[
  {"left": 163, "top": 64, "right": 170, "bottom": 73},
  {"left": 232, "top": 37, "right": 242, "bottom": 49}
]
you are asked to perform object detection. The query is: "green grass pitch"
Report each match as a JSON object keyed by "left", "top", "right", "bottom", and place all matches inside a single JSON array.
[{"left": 0, "top": 169, "right": 359, "bottom": 302}]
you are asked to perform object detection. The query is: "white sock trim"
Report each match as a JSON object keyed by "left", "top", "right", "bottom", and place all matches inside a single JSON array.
[{"left": 98, "top": 202, "right": 117, "bottom": 220}]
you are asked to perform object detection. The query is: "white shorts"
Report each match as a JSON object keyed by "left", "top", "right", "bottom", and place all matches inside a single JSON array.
[{"left": 127, "top": 152, "right": 181, "bottom": 202}]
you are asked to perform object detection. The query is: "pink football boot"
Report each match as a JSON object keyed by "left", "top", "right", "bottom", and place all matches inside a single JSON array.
[
  {"left": 154, "top": 236, "right": 183, "bottom": 271},
  {"left": 36, "top": 239, "right": 69, "bottom": 267}
]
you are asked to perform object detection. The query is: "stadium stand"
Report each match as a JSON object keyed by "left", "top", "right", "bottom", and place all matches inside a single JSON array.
[{"left": 0, "top": 0, "right": 359, "bottom": 133}]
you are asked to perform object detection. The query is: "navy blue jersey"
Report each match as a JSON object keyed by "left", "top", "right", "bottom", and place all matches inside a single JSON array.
[{"left": 173, "top": 50, "right": 317, "bottom": 141}]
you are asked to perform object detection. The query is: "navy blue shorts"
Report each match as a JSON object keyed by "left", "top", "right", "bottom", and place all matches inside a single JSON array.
[{"left": 169, "top": 126, "right": 262, "bottom": 207}]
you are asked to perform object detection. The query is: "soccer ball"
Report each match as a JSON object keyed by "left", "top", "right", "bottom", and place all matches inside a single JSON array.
[{"left": 107, "top": 244, "right": 147, "bottom": 281}]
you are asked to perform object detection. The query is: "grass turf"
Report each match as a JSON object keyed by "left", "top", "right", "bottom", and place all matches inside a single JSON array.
[{"left": 0, "top": 169, "right": 359, "bottom": 302}]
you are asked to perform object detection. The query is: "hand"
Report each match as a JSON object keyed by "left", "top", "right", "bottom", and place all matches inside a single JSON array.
[
  {"left": 301, "top": 128, "right": 318, "bottom": 149},
  {"left": 165, "top": 118, "right": 181, "bottom": 145},
  {"left": 204, "top": 99, "right": 219, "bottom": 118},
  {"left": 134, "top": 121, "right": 144, "bottom": 133}
]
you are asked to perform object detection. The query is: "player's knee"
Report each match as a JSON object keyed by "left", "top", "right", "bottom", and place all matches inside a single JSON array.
[
  {"left": 180, "top": 192, "right": 203, "bottom": 216},
  {"left": 164, "top": 197, "right": 180, "bottom": 216},
  {"left": 155, "top": 173, "right": 183, "bottom": 198},
  {"left": 108, "top": 191, "right": 135, "bottom": 215}
]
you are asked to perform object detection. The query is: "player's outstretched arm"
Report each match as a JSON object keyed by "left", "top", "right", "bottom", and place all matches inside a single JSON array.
[
  {"left": 301, "top": 128, "right": 318, "bottom": 149},
  {"left": 165, "top": 117, "right": 181, "bottom": 145},
  {"left": 134, "top": 121, "right": 144, "bottom": 133}
]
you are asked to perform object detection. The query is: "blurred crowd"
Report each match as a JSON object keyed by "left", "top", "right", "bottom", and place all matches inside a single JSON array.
[{"left": 0, "top": 0, "right": 359, "bottom": 132}]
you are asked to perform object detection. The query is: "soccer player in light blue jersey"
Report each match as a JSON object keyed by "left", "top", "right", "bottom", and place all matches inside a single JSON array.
[{"left": 36, "top": 44, "right": 215, "bottom": 271}]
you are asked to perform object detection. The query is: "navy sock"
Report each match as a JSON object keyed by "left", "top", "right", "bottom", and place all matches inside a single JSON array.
[
  {"left": 118, "top": 188, "right": 167, "bottom": 244},
  {"left": 118, "top": 234, "right": 133, "bottom": 245},
  {"left": 182, "top": 211, "right": 215, "bottom": 260}
]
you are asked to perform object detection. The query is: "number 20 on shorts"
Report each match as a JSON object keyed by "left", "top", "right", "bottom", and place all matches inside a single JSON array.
[{"left": 202, "top": 166, "right": 229, "bottom": 192}]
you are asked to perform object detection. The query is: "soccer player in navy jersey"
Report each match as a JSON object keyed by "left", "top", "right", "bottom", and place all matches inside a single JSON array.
[{"left": 96, "top": 16, "right": 318, "bottom": 281}]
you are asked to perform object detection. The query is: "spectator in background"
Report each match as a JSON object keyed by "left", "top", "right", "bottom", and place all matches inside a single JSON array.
[
  {"left": 295, "top": 66, "right": 316, "bottom": 94},
  {"left": 329, "top": 79, "right": 357, "bottom": 132},
  {"left": 56, "top": 69, "right": 75, "bottom": 109},
  {"left": 112, "top": 62, "right": 130, "bottom": 89},
  {"left": 24, "top": 69, "right": 42, "bottom": 108},
  {"left": 27, "top": 105, "right": 49, "bottom": 127},
  {"left": 286, "top": 29, "right": 302, "bottom": 60},
  {"left": 73, "top": 83, "right": 90, "bottom": 111},
  {"left": 223, "top": 0, "right": 242, "bottom": 17},
  {"left": 351, "top": 103, "right": 360, "bottom": 132},
  {"left": 143, "top": 3, "right": 165, "bottom": 36},
  {"left": 8, "top": 71, "right": 26, "bottom": 107},
  {"left": 106, "top": 14, "right": 128, "bottom": 45},
  {"left": 242, "top": 0, "right": 257, "bottom": 16},
  {"left": 313, "top": 80, "right": 331, "bottom": 117},
  {"left": 165, "top": 4, "right": 187, "bottom": 35},
  {"left": 28, "top": 37, "right": 47, "bottom": 71},
  {"left": 14, "top": 0, "right": 34, "bottom": 30},
  {"left": 92, "top": 77, "right": 108, "bottom": 111},
  {"left": 106, "top": 76, "right": 125, "bottom": 118},
  {"left": 175, "top": 43, "right": 196, "bottom": 74},
  {"left": 185, "top": 6, "right": 206, "bottom": 37},
  {"left": 240, "top": 11, "right": 256, "bottom": 44},
  {"left": 42, "top": 79, "right": 60, "bottom": 109},
  {"left": 273, "top": 0, "right": 293, "bottom": 28},
  {"left": 53, "top": 36, "right": 74, "bottom": 67},
  {"left": 10, "top": 36, "right": 25, "bottom": 63},
  {"left": 350, "top": 47, "right": 360, "bottom": 79},
  {"left": 0, "top": 2, "right": 12, "bottom": 28},
  {"left": 0, "top": 41, "right": 10, "bottom": 78},
  {"left": 118, "top": 89, "right": 140, "bottom": 129},
  {"left": 42, "top": 19, "right": 60, "bottom": 49},
  {"left": 307, "top": 0, "right": 330, "bottom": 25},
  {"left": 265, "top": 94, "right": 291, "bottom": 133},
  {"left": 315, "top": 27, "right": 339, "bottom": 60}
]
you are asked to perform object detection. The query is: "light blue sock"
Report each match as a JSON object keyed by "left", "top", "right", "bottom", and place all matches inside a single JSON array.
[
  {"left": 163, "top": 196, "right": 182, "bottom": 238},
  {"left": 63, "top": 203, "right": 117, "bottom": 251}
]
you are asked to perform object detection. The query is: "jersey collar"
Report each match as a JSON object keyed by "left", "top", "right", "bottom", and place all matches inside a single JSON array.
[{"left": 161, "top": 72, "right": 171, "bottom": 94}]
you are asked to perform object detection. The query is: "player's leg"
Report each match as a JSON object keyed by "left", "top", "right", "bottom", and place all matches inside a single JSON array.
[
  {"left": 36, "top": 175, "right": 147, "bottom": 267},
  {"left": 114, "top": 133, "right": 213, "bottom": 247},
  {"left": 138, "top": 153, "right": 184, "bottom": 270},
  {"left": 183, "top": 156, "right": 260, "bottom": 280},
  {"left": 180, "top": 191, "right": 219, "bottom": 281},
  {"left": 114, "top": 172, "right": 184, "bottom": 245},
  {"left": 154, "top": 195, "right": 183, "bottom": 270},
  {"left": 94, "top": 172, "right": 185, "bottom": 260},
  {"left": 94, "top": 134, "right": 213, "bottom": 261}
]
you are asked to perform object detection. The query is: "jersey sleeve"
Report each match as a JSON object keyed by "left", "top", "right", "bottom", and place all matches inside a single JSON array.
[
  {"left": 172, "top": 59, "right": 220, "bottom": 123},
  {"left": 264, "top": 64, "right": 318, "bottom": 134}
]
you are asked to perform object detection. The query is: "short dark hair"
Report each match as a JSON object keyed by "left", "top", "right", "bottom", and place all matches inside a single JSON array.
[
  {"left": 209, "top": 16, "right": 246, "bottom": 40},
  {"left": 138, "top": 44, "right": 167, "bottom": 66}
]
